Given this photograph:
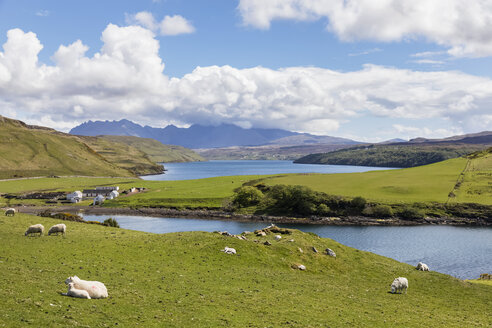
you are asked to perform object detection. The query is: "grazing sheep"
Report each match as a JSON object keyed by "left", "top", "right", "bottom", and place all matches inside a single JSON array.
[
  {"left": 64, "top": 276, "right": 108, "bottom": 299},
  {"left": 275, "top": 235, "right": 282, "bottom": 241},
  {"left": 416, "top": 262, "right": 429, "bottom": 271},
  {"left": 48, "top": 224, "right": 66, "bottom": 236},
  {"left": 62, "top": 282, "right": 91, "bottom": 299},
  {"left": 5, "top": 208, "right": 15, "bottom": 216},
  {"left": 390, "top": 277, "right": 408, "bottom": 294},
  {"left": 325, "top": 248, "right": 336, "bottom": 258},
  {"left": 221, "top": 247, "right": 237, "bottom": 255},
  {"left": 25, "top": 224, "right": 44, "bottom": 236}
]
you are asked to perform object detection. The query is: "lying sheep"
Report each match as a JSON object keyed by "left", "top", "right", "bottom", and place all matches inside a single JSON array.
[
  {"left": 325, "top": 248, "right": 336, "bottom": 258},
  {"left": 65, "top": 276, "right": 108, "bottom": 299},
  {"left": 416, "top": 262, "right": 429, "bottom": 271},
  {"left": 5, "top": 208, "right": 15, "bottom": 216},
  {"left": 390, "top": 277, "right": 408, "bottom": 294},
  {"left": 48, "top": 224, "right": 66, "bottom": 236},
  {"left": 221, "top": 247, "right": 237, "bottom": 255},
  {"left": 25, "top": 224, "right": 44, "bottom": 236},
  {"left": 62, "top": 282, "right": 91, "bottom": 299}
]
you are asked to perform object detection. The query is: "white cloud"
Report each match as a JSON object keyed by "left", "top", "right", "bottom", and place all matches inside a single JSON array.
[
  {"left": 35, "top": 10, "right": 50, "bottom": 17},
  {"left": 0, "top": 25, "right": 492, "bottom": 136},
  {"left": 126, "top": 12, "right": 195, "bottom": 36},
  {"left": 348, "top": 48, "right": 382, "bottom": 57},
  {"left": 238, "top": 0, "right": 492, "bottom": 58},
  {"left": 392, "top": 124, "right": 463, "bottom": 139},
  {"left": 412, "top": 59, "right": 445, "bottom": 65}
]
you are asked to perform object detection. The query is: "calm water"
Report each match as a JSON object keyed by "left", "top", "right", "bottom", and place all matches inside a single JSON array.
[
  {"left": 83, "top": 214, "right": 491, "bottom": 279},
  {"left": 142, "top": 160, "right": 393, "bottom": 181}
]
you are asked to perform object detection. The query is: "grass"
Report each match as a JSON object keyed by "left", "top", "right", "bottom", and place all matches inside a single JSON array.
[
  {"left": 261, "top": 158, "right": 468, "bottom": 204},
  {"left": 0, "top": 213, "right": 490, "bottom": 327},
  {"left": 466, "top": 279, "right": 492, "bottom": 286}
]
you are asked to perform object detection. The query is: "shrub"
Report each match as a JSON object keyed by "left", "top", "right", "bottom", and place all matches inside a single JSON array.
[
  {"left": 232, "top": 186, "right": 264, "bottom": 207},
  {"left": 350, "top": 196, "right": 367, "bottom": 210},
  {"left": 363, "top": 205, "right": 393, "bottom": 218},
  {"left": 398, "top": 206, "right": 425, "bottom": 220},
  {"left": 52, "top": 212, "right": 85, "bottom": 222},
  {"left": 103, "top": 218, "right": 120, "bottom": 228},
  {"left": 317, "top": 204, "right": 331, "bottom": 216}
]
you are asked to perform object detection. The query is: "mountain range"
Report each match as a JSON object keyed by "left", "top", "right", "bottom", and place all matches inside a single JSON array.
[{"left": 70, "top": 120, "right": 359, "bottom": 149}]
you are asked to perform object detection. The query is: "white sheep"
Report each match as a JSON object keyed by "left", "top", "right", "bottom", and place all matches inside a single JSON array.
[
  {"left": 64, "top": 276, "right": 108, "bottom": 299},
  {"left": 5, "top": 208, "right": 15, "bottom": 216},
  {"left": 48, "top": 224, "right": 66, "bottom": 236},
  {"left": 416, "top": 262, "right": 429, "bottom": 271},
  {"left": 325, "top": 248, "right": 336, "bottom": 258},
  {"left": 25, "top": 224, "right": 44, "bottom": 236},
  {"left": 62, "top": 282, "right": 91, "bottom": 299},
  {"left": 221, "top": 247, "right": 237, "bottom": 255},
  {"left": 275, "top": 235, "right": 282, "bottom": 241},
  {"left": 390, "top": 277, "right": 408, "bottom": 294}
]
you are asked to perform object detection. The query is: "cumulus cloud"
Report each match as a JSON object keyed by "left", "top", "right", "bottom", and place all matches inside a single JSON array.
[
  {"left": 126, "top": 12, "right": 195, "bottom": 36},
  {"left": 0, "top": 25, "right": 492, "bottom": 136},
  {"left": 237, "top": 0, "right": 492, "bottom": 58}
]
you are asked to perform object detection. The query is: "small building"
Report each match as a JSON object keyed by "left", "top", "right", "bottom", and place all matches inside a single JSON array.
[
  {"left": 107, "top": 190, "right": 119, "bottom": 200},
  {"left": 83, "top": 189, "right": 113, "bottom": 197},
  {"left": 95, "top": 186, "right": 119, "bottom": 191},
  {"left": 67, "top": 191, "right": 83, "bottom": 203},
  {"left": 93, "top": 195, "right": 105, "bottom": 205}
]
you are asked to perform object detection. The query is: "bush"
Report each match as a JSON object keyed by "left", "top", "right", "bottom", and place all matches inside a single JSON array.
[
  {"left": 398, "top": 206, "right": 425, "bottom": 220},
  {"left": 52, "top": 212, "right": 85, "bottom": 222},
  {"left": 232, "top": 186, "right": 264, "bottom": 207},
  {"left": 350, "top": 196, "right": 367, "bottom": 210},
  {"left": 363, "top": 205, "right": 393, "bottom": 218},
  {"left": 103, "top": 218, "right": 120, "bottom": 228},
  {"left": 317, "top": 203, "right": 331, "bottom": 216}
]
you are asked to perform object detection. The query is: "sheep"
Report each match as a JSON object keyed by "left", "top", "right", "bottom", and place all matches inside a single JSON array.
[
  {"left": 221, "top": 247, "right": 236, "bottom": 255},
  {"left": 5, "top": 208, "right": 15, "bottom": 216},
  {"left": 48, "top": 224, "right": 66, "bottom": 236},
  {"left": 64, "top": 276, "right": 108, "bottom": 299},
  {"left": 390, "top": 277, "right": 408, "bottom": 294},
  {"left": 275, "top": 235, "right": 282, "bottom": 241},
  {"left": 25, "top": 224, "right": 44, "bottom": 236},
  {"left": 416, "top": 262, "right": 429, "bottom": 271},
  {"left": 62, "top": 282, "right": 91, "bottom": 299},
  {"left": 325, "top": 248, "right": 336, "bottom": 258}
]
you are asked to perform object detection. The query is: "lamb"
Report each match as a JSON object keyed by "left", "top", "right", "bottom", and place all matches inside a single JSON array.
[
  {"left": 25, "top": 224, "right": 44, "bottom": 236},
  {"left": 48, "top": 223, "right": 66, "bottom": 236},
  {"left": 5, "top": 208, "right": 15, "bottom": 216},
  {"left": 62, "top": 282, "right": 91, "bottom": 299},
  {"left": 416, "top": 262, "right": 429, "bottom": 271},
  {"left": 390, "top": 277, "right": 408, "bottom": 294},
  {"left": 221, "top": 247, "right": 237, "bottom": 255},
  {"left": 64, "top": 276, "right": 108, "bottom": 299}
]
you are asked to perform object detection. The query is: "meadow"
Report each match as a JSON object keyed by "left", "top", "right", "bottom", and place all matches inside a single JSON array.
[{"left": 0, "top": 213, "right": 490, "bottom": 327}]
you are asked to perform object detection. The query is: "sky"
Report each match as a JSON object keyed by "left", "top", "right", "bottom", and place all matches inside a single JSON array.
[{"left": 0, "top": 0, "right": 492, "bottom": 142}]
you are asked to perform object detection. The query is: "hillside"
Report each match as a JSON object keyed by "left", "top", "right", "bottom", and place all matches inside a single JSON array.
[
  {"left": 70, "top": 119, "right": 358, "bottom": 149},
  {"left": 0, "top": 213, "right": 490, "bottom": 327},
  {"left": 99, "top": 135, "right": 205, "bottom": 163},
  {"left": 295, "top": 144, "right": 487, "bottom": 167},
  {"left": 79, "top": 136, "right": 164, "bottom": 176},
  {"left": 0, "top": 116, "right": 134, "bottom": 179}
]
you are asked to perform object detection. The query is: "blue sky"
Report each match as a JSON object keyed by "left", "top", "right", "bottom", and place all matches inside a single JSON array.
[{"left": 0, "top": 0, "right": 491, "bottom": 141}]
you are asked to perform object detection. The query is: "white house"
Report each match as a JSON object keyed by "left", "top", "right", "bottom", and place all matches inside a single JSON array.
[
  {"left": 107, "top": 190, "right": 119, "bottom": 200},
  {"left": 93, "top": 195, "right": 105, "bottom": 205},
  {"left": 67, "top": 191, "right": 83, "bottom": 203},
  {"left": 95, "top": 186, "right": 119, "bottom": 191}
]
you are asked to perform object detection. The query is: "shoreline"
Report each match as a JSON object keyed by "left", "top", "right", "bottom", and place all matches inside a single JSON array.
[{"left": 14, "top": 205, "right": 491, "bottom": 226}]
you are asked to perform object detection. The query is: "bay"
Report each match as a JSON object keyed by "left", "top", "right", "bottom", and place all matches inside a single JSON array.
[{"left": 141, "top": 160, "right": 394, "bottom": 181}]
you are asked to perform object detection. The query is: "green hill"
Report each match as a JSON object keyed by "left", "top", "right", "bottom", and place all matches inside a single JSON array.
[
  {"left": 0, "top": 116, "right": 134, "bottom": 179},
  {"left": 0, "top": 213, "right": 489, "bottom": 327},
  {"left": 79, "top": 136, "right": 164, "bottom": 176},
  {"left": 295, "top": 144, "right": 486, "bottom": 168},
  {"left": 99, "top": 135, "right": 205, "bottom": 163}
]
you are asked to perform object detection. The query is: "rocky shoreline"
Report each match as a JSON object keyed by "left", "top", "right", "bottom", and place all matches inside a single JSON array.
[{"left": 15, "top": 205, "right": 491, "bottom": 226}]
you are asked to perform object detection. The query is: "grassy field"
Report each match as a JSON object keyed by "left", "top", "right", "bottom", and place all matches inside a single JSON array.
[
  {"left": 262, "top": 158, "right": 468, "bottom": 204},
  {"left": 0, "top": 213, "right": 490, "bottom": 327}
]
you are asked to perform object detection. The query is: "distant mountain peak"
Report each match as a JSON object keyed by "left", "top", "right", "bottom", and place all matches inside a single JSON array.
[{"left": 70, "top": 119, "right": 359, "bottom": 149}]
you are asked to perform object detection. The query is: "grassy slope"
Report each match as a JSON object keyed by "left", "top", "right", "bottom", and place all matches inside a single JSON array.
[
  {"left": 100, "top": 135, "right": 205, "bottom": 163},
  {"left": 80, "top": 136, "right": 164, "bottom": 176},
  {"left": 0, "top": 213, "right": 489, "bottom": 327},
  {"left": 263, "top": 158, "right": 468, "bottom": 204},
  {"left": 0, "top": 117, "right": 133, "bottom": 179},
  {"left": 453, "top": 150, "right": 492, "bottom": 204}
]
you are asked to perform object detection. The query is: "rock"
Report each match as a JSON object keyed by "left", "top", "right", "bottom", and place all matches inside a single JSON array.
[
  {"left": 311, "top": 246, "right": 318, "bottom": 253},
  {"left": 220, "top": 231, "right": 232, "bottom": 237},
  {"left": 298, "top": 247, "right": 303, "bottom": 253},
  {"left": 263, "top": 241, "right": 272, "bottom": 246},
  {"left": 288, "top": 239, "right": 294, "bottom": 242},
  {"left": 325, "top": 248, "right": 336, "bottom": 258},
  {"left": 275, "top": 235, "right": 282, "bottom": 241},
  {"left": 255, "top": 230, "right": 267, "bottom": 237}
]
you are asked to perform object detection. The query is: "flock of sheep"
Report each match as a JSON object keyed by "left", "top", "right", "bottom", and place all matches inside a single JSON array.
[
  {"left": 12, "top": 207, "right": 431, "bottom": 300},
  {"left": 218, "top": 224, "right": 432, "bottom": 295}
]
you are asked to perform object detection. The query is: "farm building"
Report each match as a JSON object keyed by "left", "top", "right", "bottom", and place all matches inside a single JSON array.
[
  {"left": 66, "top": 191, "right": 83, "bottom": 203},
  {"left": 107, "top": 190, "right": 119, "bottom": 200},
  {"left": 93, "top": 195, "right": 105, "bottom": 205},
  {"left": 95, "top": 186, "right": 119, "bottom": 191}
]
